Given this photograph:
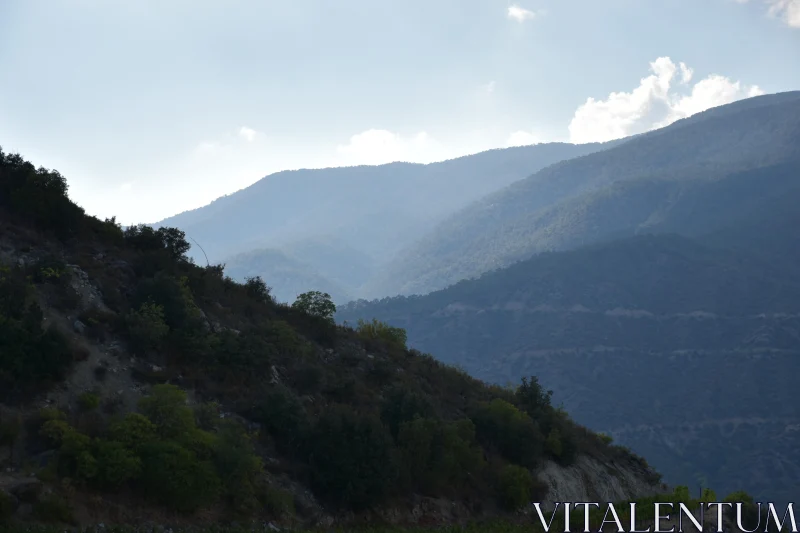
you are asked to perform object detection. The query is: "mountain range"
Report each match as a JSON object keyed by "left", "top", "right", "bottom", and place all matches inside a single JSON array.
[
  {"left": 153, "top": 141, "right": 621, "bottom": 302},
  {"left": 338, "top": 92, "right": 800, "bottom": 505}
]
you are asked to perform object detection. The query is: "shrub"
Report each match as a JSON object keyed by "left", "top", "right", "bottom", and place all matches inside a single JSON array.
[
  {"left": 380, "top": 387, "right": 433, "bottom": 439},
  {"left": 93, "top": 439, "right": 142, "bottom": 489},
  {"left": 544, "top": 427, "right": 563, "bottom": 457},
  {"left": 252, "top": 386, "right": 309, "bottom": 454},
  {"left": 124, "top": 300, "right": 169, "bottom": 353},
  {"left": 32, "top": 494, "right": 77, "bottom": 525},
  {"left": 137, "top": 384, "right": 195, "bottom": 440},
  {"left": 139, "top": 440, "right": 221, "bottom": 513},
  {"left": 194, "top": 401, "right": 221, "bottom": 431},
  {"left": 699, "top": 487, "right": 717, "bottom": 503},
  {"left": 471, "top": 399, "right": 545, "bottom": 469},
  {"left": 396, "top": 417, "right": 484, "bottom": 494},
  {"left": 306, "top": 407, "right": 396, "bottom": 510},
  {"left": 497, "top": 464, "right": 535, "bottom": 511},
  {"left": 109, "top": 413, "right": 158, "bottom": 451},
  {"left": 356, "top": 318, "right": 407, "bottom": 350},
  {"left": 213, "top": 421, "right": 264, "bottom": 512},
  {"left": 78, "top": 392, "right": 101, "bottom": 411},
  {"left": 260, "top": 485, "right": 295, "bottom": 518}
]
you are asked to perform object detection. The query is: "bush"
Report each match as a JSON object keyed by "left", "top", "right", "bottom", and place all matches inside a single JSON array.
[
  {"left": 124, "top": 300, "right": 169, "bottom": 353},
  {"left": 77, "top": 392, "right": 101, "bottom": 411},
  {"left": 306, "top": 407, "right": 396, "bottom": 510},
  {"left": 137, "top": 384, "right": 195, "bottom": 440},
  {"left": 252, "top": 386, "right": 309, "bottom": 454},
  {"left": 109, "top": 413, "right": 158, "bottom": 451},
  {"left": 396, "top": 417, "right": 484, "bottom": 494},
  {"left": 32, "top": 494, "right": 77, "bottom": 525},
  {"left": 471, "top": 399, "right": 544, "bottom": 469},
  {"left": 497, "top": 464, "right": 535, "bottom": 511},
  {"left": 139, "top": 440, "right": 221, "bottom": 513},
  {"left": 213, "top": 421, "right": 264, "bottom": 513},
  {"left": 356, "top": 318, "right": 407, "bottom": 350},
  {"left": 0, "top": 271, "right": 74, "bottom": 398},
  {"left": 260, "top": 485, "right": 295, "bottom": 518},
  {"left": 380, "top": 387, "right": 433, "bottom": 439},
  {"left": 93, "top": 439, "right": 142, "bottom": 489}
]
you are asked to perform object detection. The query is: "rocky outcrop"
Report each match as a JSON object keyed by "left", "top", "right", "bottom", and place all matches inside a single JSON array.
[{"left": 537, "top": 455, "right": 666, "bottom": 508}]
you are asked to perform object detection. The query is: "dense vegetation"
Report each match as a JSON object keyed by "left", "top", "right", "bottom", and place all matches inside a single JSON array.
[
  {"left": 369, "top": 91, "right": 800, "bottom": 297},
  {"left": 0, "top": 147, "right": 660, "bottom": 526},
  {"left": 338, "top": 233, "right": 800, "bottom": 506}
]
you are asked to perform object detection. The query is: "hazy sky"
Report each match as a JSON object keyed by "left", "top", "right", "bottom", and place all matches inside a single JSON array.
[{"left": 1, "top": 0, "right": 798, "bottom": 225}]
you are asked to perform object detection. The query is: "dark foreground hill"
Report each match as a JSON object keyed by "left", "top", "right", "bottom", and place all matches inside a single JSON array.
[
  {"left": 153, "top": 141, "right": 619, "bottom": 301},
  {"left": 369, "top": 91, "right": 800, "bottom": 297},
  {"left": 338, "top": 234, "right": 800, "bottom": 506},
  {"left": 0, "top": 148, "right": 674, "bottom": 528}
]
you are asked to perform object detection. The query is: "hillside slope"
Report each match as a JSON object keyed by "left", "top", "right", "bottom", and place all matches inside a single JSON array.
[
  {"left": 369, "top": 91, "right": 800, "bottom": 297},
  {"left": 153, "top": 141, "right": 620, "bottom": 298},
  {"left": 338, "top": 234, "right": 800, "bottom": 506},
  {"left": 0, "top": 148, "right": 666, "bottom": 528}
]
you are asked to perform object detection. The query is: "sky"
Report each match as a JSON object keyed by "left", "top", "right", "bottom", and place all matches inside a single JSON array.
[{"left": 1, "top": 0, "right": 799, "bottom": 225}]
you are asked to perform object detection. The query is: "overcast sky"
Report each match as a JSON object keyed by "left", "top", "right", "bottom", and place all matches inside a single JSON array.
[{"left": 1, "top": 0, "right": 798, "bottom": 225}]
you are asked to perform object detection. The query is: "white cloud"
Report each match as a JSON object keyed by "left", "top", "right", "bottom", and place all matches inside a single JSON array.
[
  {"left": 484, "top": 80, "right": 497, "bottom": 94},
  {"left": 567, "top": 57, "right": 764, "bottom": 144},
  {"left": 334, "top": 129, "right": 449, "bottom": 166},
  {"left": 506, "top": 130, "right": 542, "bottom": 147},
  {"left": 507, "top": 5, "right": 537, "bottom": 22},
  {"left": 734, "top": 0, "right": 800, "bottom": 27},
  {"left": 238, "top": 126, "right": 257, "bottom": 142},
  {"left": 120, "top": 182, "right": 133, "bottom": 192}
]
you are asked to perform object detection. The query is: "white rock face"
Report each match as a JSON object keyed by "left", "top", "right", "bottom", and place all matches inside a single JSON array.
[{"left": 537, "top": 455, "right": 665, "bottom": 508}]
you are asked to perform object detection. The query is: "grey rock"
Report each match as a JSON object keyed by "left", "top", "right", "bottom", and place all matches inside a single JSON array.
[{"left": 73, "top": 320, "right": 86, "bottom": 334}]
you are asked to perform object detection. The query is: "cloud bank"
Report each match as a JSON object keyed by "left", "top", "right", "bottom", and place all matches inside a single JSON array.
[{"left": 568, "top": 57, "right": 764, "bottom": 144}]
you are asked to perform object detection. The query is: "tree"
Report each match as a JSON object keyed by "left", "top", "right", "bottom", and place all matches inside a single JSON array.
[
  {"left": 292, "top": 291, "right": 336, "bottom": 322},
  {"left": 244, "top": 276, "right": 273, "bottom": 303},
  {"left": 137, "top": 385, "right": 195, "bottom": 440}
]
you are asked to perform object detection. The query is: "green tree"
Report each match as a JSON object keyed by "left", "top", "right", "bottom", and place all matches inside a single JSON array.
[
  {"left": 137, "top": 385, "right": 195, "bottom": 440},
  {"left": 471, "top": 399, "right": 544, "bottom": 469},
  {"left": 292, "top": 291, "right": 336, "bottom": 322},
  {"left": 497, "top": 464, "right": 535, "bottom": 511},
  {"left": 306, "top": 407, "right": 396, "bottom": 510},
  {"left": 124, "top": 300, "right": 169, "bottom": 353},
  {"left": 139, "top": 440, "right": 221, "bottom": 512}
]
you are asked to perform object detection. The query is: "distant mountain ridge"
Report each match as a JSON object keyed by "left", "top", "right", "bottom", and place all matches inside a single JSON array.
[
  {"left": 153, "top": 140, "right": 623, "bottom": 300},
  {"left": 366, "top": 91, "right": 800, "bottom": 297}
]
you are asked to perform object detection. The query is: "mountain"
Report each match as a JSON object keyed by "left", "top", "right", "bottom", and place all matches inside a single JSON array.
[
  {"left": 0, "top": 147, "right": 673, "bottom": 528},
  {"left": 368, "top": 91, "right": 800, "bottom": 297},
  {"left": 338, "top": 233, "right": 800, "bottom": 506},
  {"left": 153, "top": 141, "right": 621, "bottom": 297}
]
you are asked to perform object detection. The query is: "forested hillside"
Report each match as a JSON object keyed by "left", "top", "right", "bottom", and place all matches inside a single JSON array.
[
  {"left": 369, "top": 92, "right": 800, "bottom": 297},
  {"left": 0, "top": 148, "right": 668, "bottom": 528},
  {"left": 338, "top": 233, "right": 800, "bottom": 506}
]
